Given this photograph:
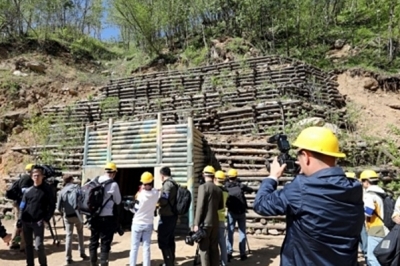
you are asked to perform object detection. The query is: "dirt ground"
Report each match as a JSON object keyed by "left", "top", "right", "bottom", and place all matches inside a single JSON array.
[{"left": 0, "top": 219, "right": 367, "bottom": 266}]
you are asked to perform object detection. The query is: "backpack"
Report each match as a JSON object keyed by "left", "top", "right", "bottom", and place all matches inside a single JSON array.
[
  {"left": 374, "top": 224, "right": 400, "bottom": 265},
  {"left": 375, "top": 191, "right": 396, "bottom": 231},
  {"left": 167, "top": 180, "right": 192, "bottom": 216},
  {"left": 61, "top": 184, "right": 81, "bottom": 217},
  {"left": 225, "top": 183, "right": 247, "bottom": 215},
  {"left": 79, "top": 176, "right": 115, "bottom": 216},
  {"left": 6, "top": 177, "right": 22, "bottom": 201}
]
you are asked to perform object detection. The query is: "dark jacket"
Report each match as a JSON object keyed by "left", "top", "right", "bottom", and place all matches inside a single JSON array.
[
  {"left": 253, "top": 167, "right": 364, "bottom": 266},
  {"left": 194, "top": 181, "right": 223, "bottom": 228},
  {"left": 158, "top": 178, "right": 178, "bottom": 216},
  {"left": 225, "top": 181, "right": 254, "bottom": 214},
  {"left": 19, "top": 182, "right": 56, "bottom": 223},
  {"left": 0, "top": 220, "right": 7, "bottom": 238},
  {"left": 16, "top": 173, "right": 33, "bottom": 204}
]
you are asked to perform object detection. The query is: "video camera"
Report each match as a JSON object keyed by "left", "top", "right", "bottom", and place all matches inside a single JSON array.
[
  {"left": 122, "top": 195, "right": 139, "bottom": 211},
  {"left": 33, "top": 164, "right": 63, "bottom": 178},
  {"left": 185, "top": 228, "right": 206, "bottom": 246},
  {"left": 267, "top": 133, "right": 300, "bottom": 175}
]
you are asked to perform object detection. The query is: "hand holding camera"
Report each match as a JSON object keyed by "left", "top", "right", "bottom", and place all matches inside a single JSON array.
[{"left": 267, "top": 133, "right": 300, "bottom": 175}]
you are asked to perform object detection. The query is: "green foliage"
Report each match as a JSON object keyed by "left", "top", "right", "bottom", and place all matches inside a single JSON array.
[{"left": 100, "top": 97, "right": 120, "bottom": 119}]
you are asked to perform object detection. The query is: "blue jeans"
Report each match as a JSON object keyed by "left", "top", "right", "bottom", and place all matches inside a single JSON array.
[
  {"left": 129, "top": 223, "right": 153, "bottom": 266},
  {"left": 226, "top": 212, "right": 246, "bottom": 256},
  {"left": 367, "top": 235, "right": 383, "bottom": 266},
  {"left": 359, "top": 223, "right": 368, "bottom": 262},
  {"left": 218, "top": 222, "right": 228, "bottom": 266}
]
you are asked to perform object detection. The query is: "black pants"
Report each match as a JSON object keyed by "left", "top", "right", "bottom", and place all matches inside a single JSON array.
[
  {"left": 89, "top": 216, "right": 116, "bottom": 253},
  {"left": 157, "top": 215, "right": 178, "bottom": 253},
  {"left": 23, "top": 221, "right": 47, "bottom": 266}
]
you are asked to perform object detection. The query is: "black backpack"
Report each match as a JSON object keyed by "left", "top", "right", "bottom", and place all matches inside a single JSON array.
[
  {"left": 375, "top": 191, "right": 396, "bottom": 231},
  {"left": 225, "top": 183, "right": 247, "bottom": 215},
  {"left": 167, "top": 180, "right": 192, "bottom": 216},
  {"left": 6, "top": 178, "right": 22, "bottom": 201},
  {"left": 79, "top": 176, "right": 115, "bottom": 216},
  {"left": 374, "top": 224, "right": 400, "bottom": 265}
]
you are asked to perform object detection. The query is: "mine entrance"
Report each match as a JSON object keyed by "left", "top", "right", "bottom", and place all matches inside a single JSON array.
[{"left": 115, "top": 167, "right": 155, "bottom": 229}]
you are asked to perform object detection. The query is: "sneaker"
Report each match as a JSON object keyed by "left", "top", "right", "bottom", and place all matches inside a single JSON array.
[
  {"left": 240, "top": 255, "right": 247, "bottom": 261},
  {"left": 65, "top": 259, "right": 73, "bottom": 265},
  {"left": 80, "top": 254, "right": 89, "bottom": 260}
]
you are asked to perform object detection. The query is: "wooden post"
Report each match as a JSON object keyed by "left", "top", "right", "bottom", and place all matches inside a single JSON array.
[
  {"left": 156, "top": 113, "right": 162, "bottom": 164},
  {"left": 106, "top": 118, "right": 113, "bottom": 162},
  {"left": 82, "top": 124, "right": 90, "bottom": 185},
  {"left": 187, "top": 116, "right": 195, "bottom": 228}
]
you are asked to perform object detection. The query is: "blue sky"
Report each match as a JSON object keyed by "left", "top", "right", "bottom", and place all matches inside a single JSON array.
[{"left": 101, "top": 25, "right": 120, "bottom": 40}]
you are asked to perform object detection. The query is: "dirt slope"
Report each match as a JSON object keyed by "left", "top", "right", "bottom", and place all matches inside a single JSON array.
[{"left": 336, "top": 72, "right": 400, "bottom": 142}]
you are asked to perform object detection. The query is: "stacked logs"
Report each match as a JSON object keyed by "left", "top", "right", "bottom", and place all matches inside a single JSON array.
[{"left": 204, "top": 135, "right": 400, "bottom": 235}]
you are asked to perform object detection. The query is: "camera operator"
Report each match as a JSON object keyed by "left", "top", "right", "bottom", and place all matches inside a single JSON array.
[
  {"left": 225, "top": 168, "right": 254, "bottom": 261},
  {"left": 89, "top": 162, "right": 121, "bottom": 266},
  {"left": 10, "top": 163, "right": 34, "bottom": 251},
  {"left": 193, "top": 165, "right": 223, "bottom": 266},
  {"left": 17, "top": 165, "right": 56, "bottom": 266},
  {"left": 128, "top": 172, "right": 159, "bottom": 266},
  {"left": 253, "top": 126, "right": 364, "bottom": 266}
]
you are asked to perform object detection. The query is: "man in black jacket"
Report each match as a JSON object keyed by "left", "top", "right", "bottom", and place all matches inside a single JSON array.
[
  {"left": 18, "top": 165, "right": 56, "bottom": 266},
  {"left": 225, "top": 168, "right": 254, "bottom": 261},
  {"left": 10, "top": 163, "right": 34, "bottom": 251}
]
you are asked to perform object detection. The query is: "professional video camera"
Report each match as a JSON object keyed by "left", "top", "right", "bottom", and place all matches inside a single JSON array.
[
  {"left": 185, "top": 228, "right": 206, "bottom": 246},
  {"left": 122, "top": 196, "right": 138, "bottom": 211},
  {"left": 267, "top": 133, "right": 299, "bottom": 174},
  {"left": 33, "top": 164, "right": 63, "bottom": 178}
]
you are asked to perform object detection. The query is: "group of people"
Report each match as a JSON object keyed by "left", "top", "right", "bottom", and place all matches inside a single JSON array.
[
  {"left": 350, "top": 169, "right": 400, "bottom": 266},
  {"left": 193, "top": 166, "right": 254, "bottom": 266},
  {"left": 2, "top": 125, "right": 400, "bottom": 266}
]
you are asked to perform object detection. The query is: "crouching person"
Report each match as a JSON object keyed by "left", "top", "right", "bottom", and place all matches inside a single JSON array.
[
  {"left": 129, "top": 172, "right": 159, "bottom": 266},
  {"left": 18, "top": 165, "right": 56, "bottom": 266}
]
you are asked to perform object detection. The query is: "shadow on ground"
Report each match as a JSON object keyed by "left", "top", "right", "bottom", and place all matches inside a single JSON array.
[{"left": 178, "top": 245, "right": 281, "bottom": 266}]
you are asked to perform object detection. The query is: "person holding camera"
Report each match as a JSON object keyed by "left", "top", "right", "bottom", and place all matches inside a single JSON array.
[
  {"left": 128, "top": 172, "right": 159, "bottom": 266},
  {"left": 56, "top": 176, "right": 88, "bottom": 264},
  {"left": 89, "top": 162, "right": 121, "bottom": 266},
  {"left": 214, "top": 170, "right": 229, "bottom": 266},
  {"left": 225, "top": 168, "right": 254, "bottom": 261},
  {"left": 253, "top": 126, "right": 364, "bottom": 266},
  {"left": 9, "top": 163, "right": 34, "bottom": 252},
  {"left": 157, "top": 166, "right": 178, "bottom": 266},
  {"left": 193, "top": 165, "right": 224, "bottom": 266},
  {"left": 17, "top": 165, "right": 56, "bottom": 266}
]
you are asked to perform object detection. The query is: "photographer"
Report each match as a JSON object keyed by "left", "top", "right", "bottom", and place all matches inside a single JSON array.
[
  {"left": 10, "top": 163, "right": 34, "bottom": 251},
  {"left": 128, "top": 172, "right": 159, "bottom": 266},
  {"left": 253, "top": 126, "right": 364, "bottom": 266},
  {"left": 225, "top": 168, "right": 253, "bottom": 261},
  {"left": 193, "top": 165, "right": 223, "bottom": 266},
  {"left": 18, "top": 165, "right": 56, "bottom": 266}
]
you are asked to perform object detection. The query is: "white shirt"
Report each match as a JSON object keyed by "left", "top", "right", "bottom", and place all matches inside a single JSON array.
[{"left": 131, "top": 187, "right": 159, "bottom": 225}]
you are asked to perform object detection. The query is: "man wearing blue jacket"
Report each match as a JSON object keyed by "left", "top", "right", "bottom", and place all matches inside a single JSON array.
[{"left": 254, "top": 126, "right": 364, "bottom": 266}]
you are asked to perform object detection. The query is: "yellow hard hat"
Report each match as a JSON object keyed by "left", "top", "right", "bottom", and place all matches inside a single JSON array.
[
  {"left": 215, "top": 170, "right": 226, "bottom": 181},
  {"left": 227, "top": 169, "right": 238, "bottom": 178},
  {"left": 25, "top": 163, "right": 34, "bottom": 171},
  {"left": 360, "top": 170, "right": 379, "bottom": 181},
  {"left": 292, "top": 126, "right": 346, "bottom": 158},
  {"left": 140, "top": 172, "right": 154, "bottom": 184},
  {"left": 203, "top": 165, "right": 215, "bottom": 175},
  {"left": 345, "top": 172, "right": 356, "bottom": 178},
  {"left": 104, "top": 162, "right": 117, "bottom": 172}
]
